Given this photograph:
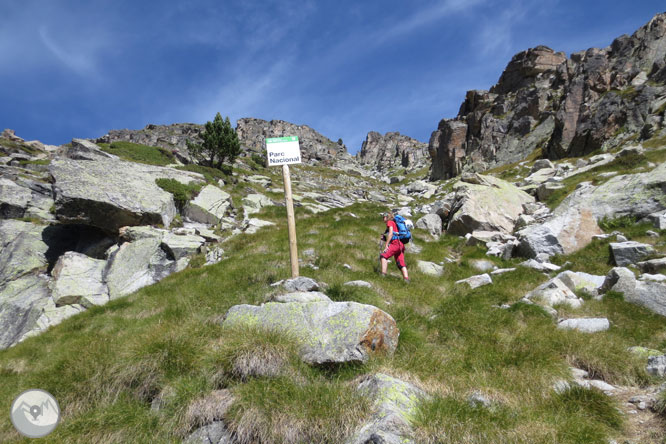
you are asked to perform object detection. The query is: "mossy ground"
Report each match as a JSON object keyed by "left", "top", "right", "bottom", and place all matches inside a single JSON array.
[
  {"left": 1, "top": 181, "right": 665, "bottom": 443},
  {"left": 98, "top": 141, "right": 176, "bottom": 166}
]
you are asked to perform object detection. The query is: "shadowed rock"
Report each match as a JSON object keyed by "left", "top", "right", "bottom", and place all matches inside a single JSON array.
[{"left": 610, "top": 241, "right": 656, "bottom": 266}]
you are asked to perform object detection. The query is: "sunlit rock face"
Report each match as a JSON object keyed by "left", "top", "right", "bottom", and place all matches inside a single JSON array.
[
  {"left": 429, "top": 13, "right": 666, "bottom": 180},
  {"left": 356, "top": 131, "right": 428, "bottom": 173}
]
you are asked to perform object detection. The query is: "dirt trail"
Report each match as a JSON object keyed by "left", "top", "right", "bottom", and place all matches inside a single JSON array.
[{"left": 613, "top": 385, "right": 665, "bottom": 444}]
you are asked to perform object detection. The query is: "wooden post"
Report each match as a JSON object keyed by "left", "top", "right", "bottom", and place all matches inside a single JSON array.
[{"left": 282, "top": 164, "right": 299, "bottom": 277}]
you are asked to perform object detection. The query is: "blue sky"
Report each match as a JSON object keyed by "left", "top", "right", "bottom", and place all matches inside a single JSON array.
[{"left": 2, "top": 1, "right": 664, "bottom": 154}]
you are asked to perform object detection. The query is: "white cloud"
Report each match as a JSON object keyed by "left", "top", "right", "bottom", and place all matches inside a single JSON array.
[
  {"left": 0, "top": 2, "right": 114, "bottom": 79},
  {"left": 173, "top": 56, "right": 295, "bottom": 126},
  {"left": 38, "top": 26, "right": 103, "bottom": 75},
  {"left": 378, "top": 0, "right": 487, "bottom": 43},
  {"left": 340, "top": 0, "right": 488, "bottom": 54},
  {"left": 474, "top": 3, "right": 527, "bottom": 58}
]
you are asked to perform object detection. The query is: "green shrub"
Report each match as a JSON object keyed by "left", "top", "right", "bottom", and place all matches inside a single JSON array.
[
  {"left": 99, "top": 141, "right": 175, "bottom": 166},
  {"left": 603, "top": 151, "right": 647, "bottom": 170},
  {"left": 656, "top": 391, "right": 666, "bottom": 417},
  {"left": 171, "top": 214, "right": 184, "bottom": 228},
  {"left": 643, "top": 134, "right": 666, "bottom": 149},
  {"left": 186, "top": 113, "right": 240, "bottom": 169},
  {"left": 251, "top": 154, "right": 266, "bottom": 167},
  {"left": 598, "top": 215, "right": 637, "bottom": 231},
  {"left": 0, "top": 137, "right": 41, "bottom": 155},
  {"left": 18, "top": 159, "right": 51, "bottom": 166},
  {"left": 155, "top": 178, "right": 202, "bottom": 211},
  {"left": 187, "top": 253, "right": 206, "bottom": 269}
]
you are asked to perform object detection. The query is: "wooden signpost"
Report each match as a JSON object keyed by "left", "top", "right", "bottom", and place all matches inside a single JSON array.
[{"left": 265, "top": 136, "right": 301, "bottom": 278}]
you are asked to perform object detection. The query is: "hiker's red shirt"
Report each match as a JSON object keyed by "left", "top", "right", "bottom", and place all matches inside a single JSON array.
[{"left": 385, "top": 220, "right": 399, "bottom": 242}]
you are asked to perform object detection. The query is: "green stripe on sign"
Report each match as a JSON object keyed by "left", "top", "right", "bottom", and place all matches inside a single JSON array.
[{"left": 266, "top": 136, "right": 299, "bottom": 143}]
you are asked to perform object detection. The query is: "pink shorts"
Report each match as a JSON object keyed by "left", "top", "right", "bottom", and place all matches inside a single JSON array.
[{"left": 380, "top": 240, "right": 406, "bottom": 268}]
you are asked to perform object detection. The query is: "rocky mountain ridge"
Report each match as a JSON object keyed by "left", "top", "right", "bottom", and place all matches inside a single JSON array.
[
  {"left": 355, "top": 131, "right": 429, "bottom": 174},
  {"left": 429, "top": 12, "right": 666, "bottom": 180},
  {"left": 96, "top": 118, "right": 360, "bottom": 169},
  {"left": 95, "top": 118, "right": 430, "bottom": 179}
]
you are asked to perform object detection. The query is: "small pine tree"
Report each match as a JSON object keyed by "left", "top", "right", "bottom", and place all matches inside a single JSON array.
[{"left": 187, "top": 113, "right": 241, "bottom": 169}]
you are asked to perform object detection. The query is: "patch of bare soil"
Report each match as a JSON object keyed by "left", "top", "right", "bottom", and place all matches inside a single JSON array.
[{"left": 613, "top": 385, "right": 665, "bottom": 444}]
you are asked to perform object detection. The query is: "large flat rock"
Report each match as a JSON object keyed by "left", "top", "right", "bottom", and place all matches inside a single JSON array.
[
  {"left": 557, "top": 318, "right": 610, "bottom": 333},
  {"left": 445, "top": 174, "right": 534, "bottom": 235},
  {"left": 105, "top": 238, "right": 181, "bottom": 299},
  {"left": 184, "top": 185, "right": 231, "bottom": 225},
  {"left": 542, "top": 207, "right": 602, "bottom": 255},
  {"left": 50, "top": 157, "right": 203, "bottom": 232},
  {"left": 554, "top": 162, "right": 666, "bottom": 221},
  {"left": 222, "top": 301, "right": 399, "bottom": 365},
  {"left": 51, "top": 252, "right": 109, "bottom": 307}
]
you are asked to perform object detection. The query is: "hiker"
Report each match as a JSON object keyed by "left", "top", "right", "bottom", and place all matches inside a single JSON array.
[{"left": 380, "top": 212, "right": 410, "bottom": 282}]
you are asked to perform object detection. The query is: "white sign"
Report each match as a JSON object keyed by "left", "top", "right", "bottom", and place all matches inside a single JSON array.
[{"left": 266, "top": 136, "right": 302, "bottom": 166}]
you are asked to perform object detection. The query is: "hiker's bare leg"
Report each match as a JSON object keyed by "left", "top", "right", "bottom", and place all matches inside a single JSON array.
[
  {"left": 401, "top": 267, "right": 409, "bottom": 280},
  {"left": 380, "top": 257, "right": 388, "bottom": 274}
]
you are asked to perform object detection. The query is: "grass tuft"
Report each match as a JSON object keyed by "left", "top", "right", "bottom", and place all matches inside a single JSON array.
[
  {"left": 155, "top": 178, "right": 203, "bottom": 211},
  {"left": 176, "top": 163, "right": 231, "bottom": 183}
]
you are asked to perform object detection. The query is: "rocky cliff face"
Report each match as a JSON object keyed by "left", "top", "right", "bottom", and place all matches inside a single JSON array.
[
  {"left": 236, "top": 117, "right": 351, "bottom": 166},
  {"left": 356, "top": 131, "right": 428, "bottom": 173},
  {"left": 430, "top": 13, "right": 666, "bottom": 180}
]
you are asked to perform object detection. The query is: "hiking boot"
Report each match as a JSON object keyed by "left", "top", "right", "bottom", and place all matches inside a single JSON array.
[{"left": 404, "top": 278, "right": 411, "bottom": 284}]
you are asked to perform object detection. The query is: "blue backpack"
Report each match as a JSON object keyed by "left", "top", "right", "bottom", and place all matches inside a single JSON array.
[{"left": 392, "top": 214, "right": 411, "bottom": 244}]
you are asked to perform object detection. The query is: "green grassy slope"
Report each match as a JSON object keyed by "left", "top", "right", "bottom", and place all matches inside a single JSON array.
[{"left": 1, "top": 191, "right": 665, "bottom": 443}]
